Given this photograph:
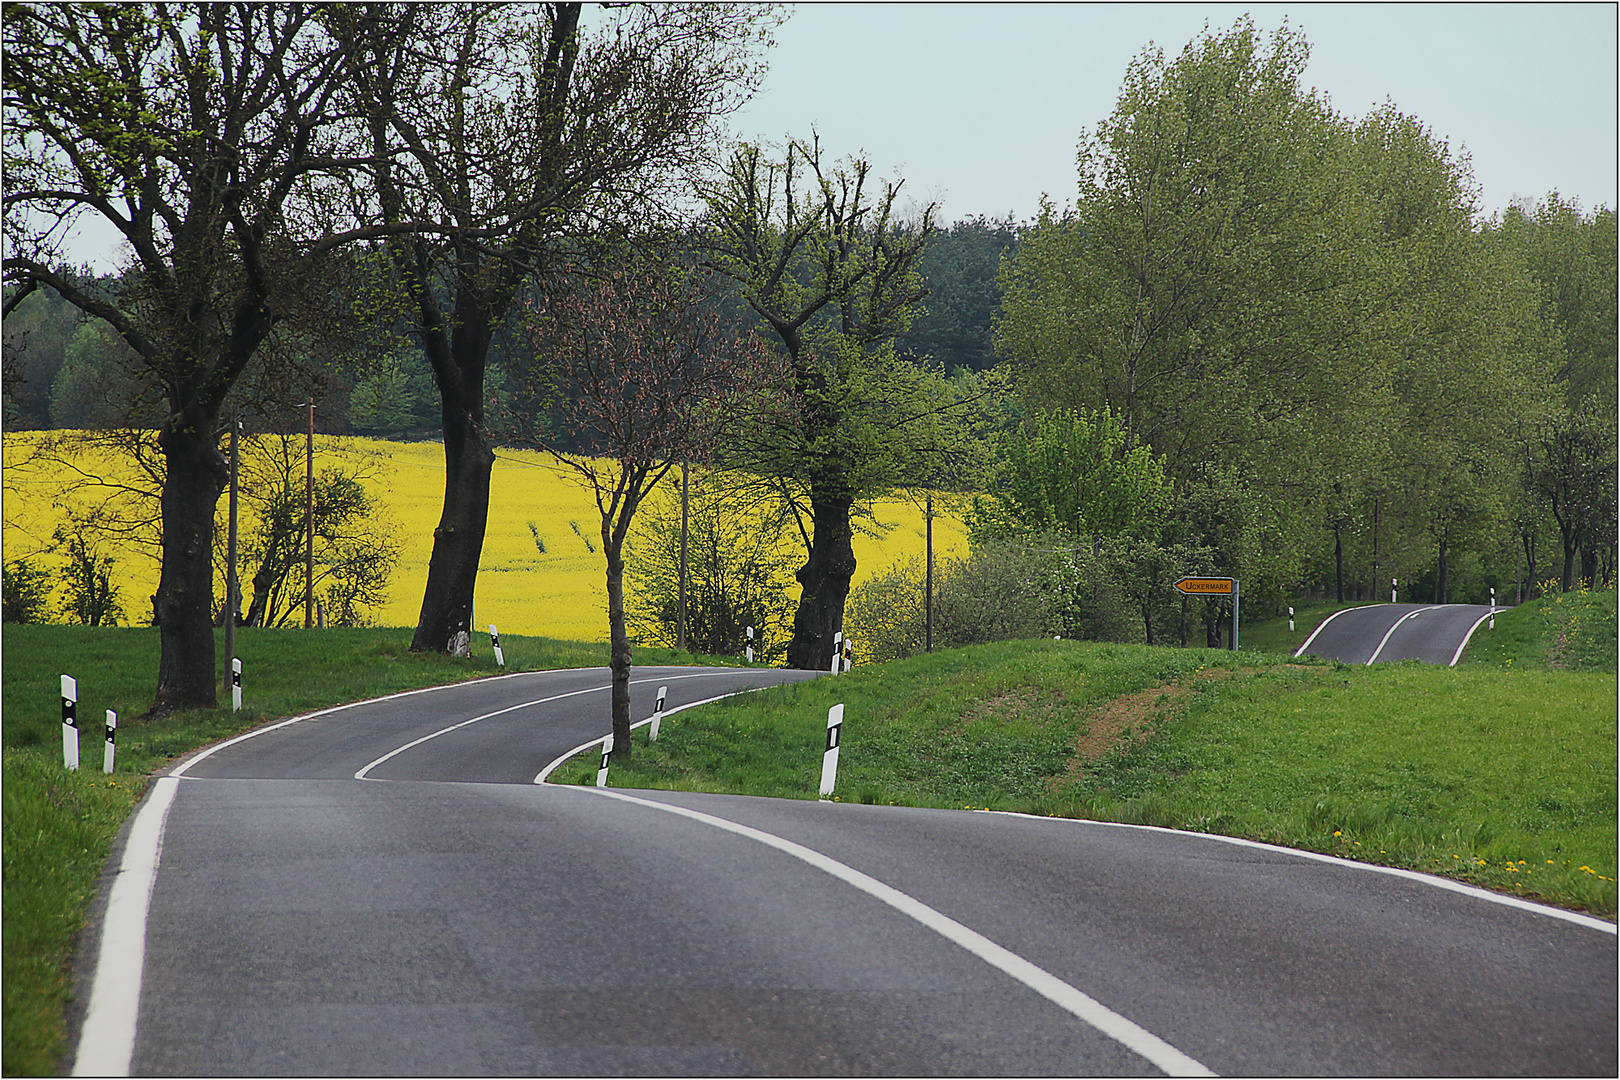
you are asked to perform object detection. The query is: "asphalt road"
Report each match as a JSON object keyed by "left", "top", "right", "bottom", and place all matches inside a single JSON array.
[
  {"left": 1294, "top": 603, "right": 1501, "bottom": 665},
  {"left": 78, "top": 663, "right": 1616, "bottom": 1076}
]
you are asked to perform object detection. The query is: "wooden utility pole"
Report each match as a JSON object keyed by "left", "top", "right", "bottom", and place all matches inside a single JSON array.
[
  {"left": 925, "top": 493, "right": 934, "bottom": 652},
  {"left": 305, "top": 400, "right": 315, "bottom": 628},
  {"left": 678, "top": 461, "right": 689, "bottom": 651},
  {"left": 224, "top": 422, "right": 240, "bottom": 688}
]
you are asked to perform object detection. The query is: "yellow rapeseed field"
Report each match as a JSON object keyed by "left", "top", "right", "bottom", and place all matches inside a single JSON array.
[{"left": 2, "top": 432, "right": 966, "bottom": 641}]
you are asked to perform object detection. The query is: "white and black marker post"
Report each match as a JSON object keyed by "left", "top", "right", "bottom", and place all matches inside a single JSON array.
[
  {"left": 1392, "top": 578, "right": 1398, "bottom": 604},
  {"left": 819, "top": 704, "right": 844, "bottom": 798},
  {"left": 596, "top": 733, "right": 613, "bottom": 787},
  {"left": 232, "top": 657, "right": 242, "bottom": 712},
  {"left": 488, "top": 624, "right": 505, "bottom": 667},
  {"left": 649, "top": 685, "right": 668, "bottom": 741},
  {"left": 103, "top": 710, "right": 116, "bottom": 774},
  {"left": 1288, "top": 606, "right": 1295, "bottom": 632},
  {"left": 1490, "top": 588, "right": 1496, "bottom": 629},
  {"left": 745, "top": 625, "right": 754, "bottom": 664},
  {"left": 61, "top": 675, "right": 79, "bottom": 770},
  {"left": 830, "top": 632, "right": 843, "bottom": 675},
  {"left": 842, "top": 636, "right": 852, "bottom": 673}
]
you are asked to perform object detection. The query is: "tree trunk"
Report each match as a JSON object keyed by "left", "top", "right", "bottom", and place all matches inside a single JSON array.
[
  {"left": 1205, "top": 601, "right": 1222, "bottom": 648},
  {"left": 149, "top": 423, "right": 228, "bottom": 716},
  {"left": 1436, "top": 539, "right": 1449, "bottom": 603},
  {"left": 1560, "top": 529, "right": 1578, "bottom": 593},
  {"left": 1579, "top": 544, "right": 1598, "bottom": 590},
  {"left": 786, "top": 490, "right": 857, "bottom": 670},
  {"left": 1334, "top": 526, "right": 1345, "bottom": 603},
  {"left": 411, "top": 404, "right": 495, "bottom": 655},
  {"left": 606, "top": 536, "right": 632, "bottom": 762}
]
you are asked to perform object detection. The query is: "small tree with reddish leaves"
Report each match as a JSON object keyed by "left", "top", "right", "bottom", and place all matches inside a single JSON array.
[{"left": 520, "top": 258, "right": 769, "bottom": 761}]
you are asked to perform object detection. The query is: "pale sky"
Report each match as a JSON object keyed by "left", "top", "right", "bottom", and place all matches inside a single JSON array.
[
  {"left": 53, "top": 2, "right": 1618, "bottom": 269},
  {"left": 728, "top": 2, "right": 1619, "bottom": 224}
]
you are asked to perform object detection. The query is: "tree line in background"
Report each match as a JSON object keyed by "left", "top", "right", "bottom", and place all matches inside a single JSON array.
[{"left": 3, "top": 8, "right": 1614, "bottom": 722}]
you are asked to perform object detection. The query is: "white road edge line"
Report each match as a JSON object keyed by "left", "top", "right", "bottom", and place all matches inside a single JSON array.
[
  {"left": 573, "top": 785, "right": 1218, "bottom": 1078},
  {"left": 70, "top": 775, "right": 179, "bottom": 1077},
  {"left": 354, "top": 671, "right": 735, "bottom": 780},
  {"left": 532, "top": 689, "right": 766, "bottom": 784},
  {"left": 1291, "top": 603, "right": 1383, "bottom": 658},
  {"left": 974, "top": 811, "right": 1619, "bottom": 935},
  {"left": 1449, "top": 608, "right": 1505, "bottom": 667},
  {"left": 1366, "top": 605, "right": 1439, "bottom": 664}
]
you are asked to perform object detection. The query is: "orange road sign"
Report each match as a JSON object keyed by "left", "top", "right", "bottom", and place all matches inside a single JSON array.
[{"left": 1173, "top": 576, "right": 1236, "bottom": 596}]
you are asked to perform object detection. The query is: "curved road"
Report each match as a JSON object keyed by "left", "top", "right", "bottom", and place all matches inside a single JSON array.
[
  {"left": 1294, "top": 603, "right": 1501, "bottom": 665},
  {"left": 75, "top": 664, "right": 1615, "bottom": 1076}
]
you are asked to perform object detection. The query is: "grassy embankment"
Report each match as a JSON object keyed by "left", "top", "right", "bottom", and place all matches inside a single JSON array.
[
  {"left": 0, "top": 625, "right": 729, "bottom": 1077},
  {"left": 551, "top": 590, "right": 1618, "bottom": 921}
]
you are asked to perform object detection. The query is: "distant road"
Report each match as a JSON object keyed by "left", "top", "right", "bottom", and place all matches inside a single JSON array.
[
  {"left": 1294, "top": 603, "right": 1502, "bottom": 665},
  {"left": 78, "top": 660, "right": 1615, "bottom": 1076}
]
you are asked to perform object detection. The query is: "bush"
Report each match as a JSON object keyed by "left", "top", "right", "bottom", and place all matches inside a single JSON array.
[
  {"left": 626, "top": 479, "right": 798, "bottom": 662},
  {"left": 845, "top": 536, "right": 1138, "bottom": 660},
  {"left": 1, "top": 559, "right": 51, "bottom": 624}
]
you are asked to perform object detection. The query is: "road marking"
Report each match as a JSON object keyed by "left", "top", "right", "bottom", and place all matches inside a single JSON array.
[
  {"left": 532, "top": 689, "right": 767, "bottom": 784},
  {"left": 354, "top": 671, "right": 737, "bottom": 780},
  {"left": 978, "top": 812, "right": 1619, "bottom": 935},
  {"left": 1449, "top": 608, "right": 1506, "bottom": 666},
  {"left": 1292, "top": 603, "right": 1382, "bottom": 658},
  {"left": 1366, "top": 605, "right": 1439, "bottom": 664},
  {"left": 70, "top": 776, "right": 180, "bottom": 1077},
  {"left": 573, "top": 786, "right": 1218, "bottom": 1077}
]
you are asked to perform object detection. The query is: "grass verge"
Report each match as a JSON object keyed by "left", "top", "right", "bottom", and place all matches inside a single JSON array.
[
  {"left": 0, "top": 624, "right": 735, "bottom": 1077},
  {"left": 553, "top": 635, "right": 1617, "bottom": 920}
]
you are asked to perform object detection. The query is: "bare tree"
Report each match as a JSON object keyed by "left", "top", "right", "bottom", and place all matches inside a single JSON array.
[{"left": 518, "top": 256, "right": 764, "bottom": 761}]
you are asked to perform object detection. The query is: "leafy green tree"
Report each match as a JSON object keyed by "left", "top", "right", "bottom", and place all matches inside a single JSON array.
[
  {"left": 705, "top": 137, "right": 985, "bottom": 670},
  {"left": 967, "top": 406, "right": 1170, "bottom": 545},
  {"left": 1524, "top": 394, "right": 1619, "bottom": 592},
  {"left": 995, "top": 19, "right": 1366, "bottom": 481},
  {"left": 898, "top": 215, "right": 1020, "bottom": 373}
]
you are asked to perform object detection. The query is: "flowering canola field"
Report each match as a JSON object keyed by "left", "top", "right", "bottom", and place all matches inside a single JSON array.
[{"left": 2, "top": 433, "right": 967, "bottom": 641}]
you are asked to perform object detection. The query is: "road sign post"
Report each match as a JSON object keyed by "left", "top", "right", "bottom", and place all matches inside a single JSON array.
[{"left": 1172, "top": 577, "right": 1239, "bottom": 651}]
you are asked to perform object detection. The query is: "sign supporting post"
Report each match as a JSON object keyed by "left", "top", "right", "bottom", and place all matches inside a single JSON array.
[
  {"left": 650, "top": 685, "right": 668, "bottom": 742},
  {"left": 1171, "top": 577, "right": 1239, "bottom": 652},
  {"left": 1232, "top": 579, "right": 1240, "bottom": 652},
  {"left": 819, "top": 704, "right": 844, "bottom": 799},
  {"left": 61, "top": 675, "right": 78, "bottom": 770}
]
